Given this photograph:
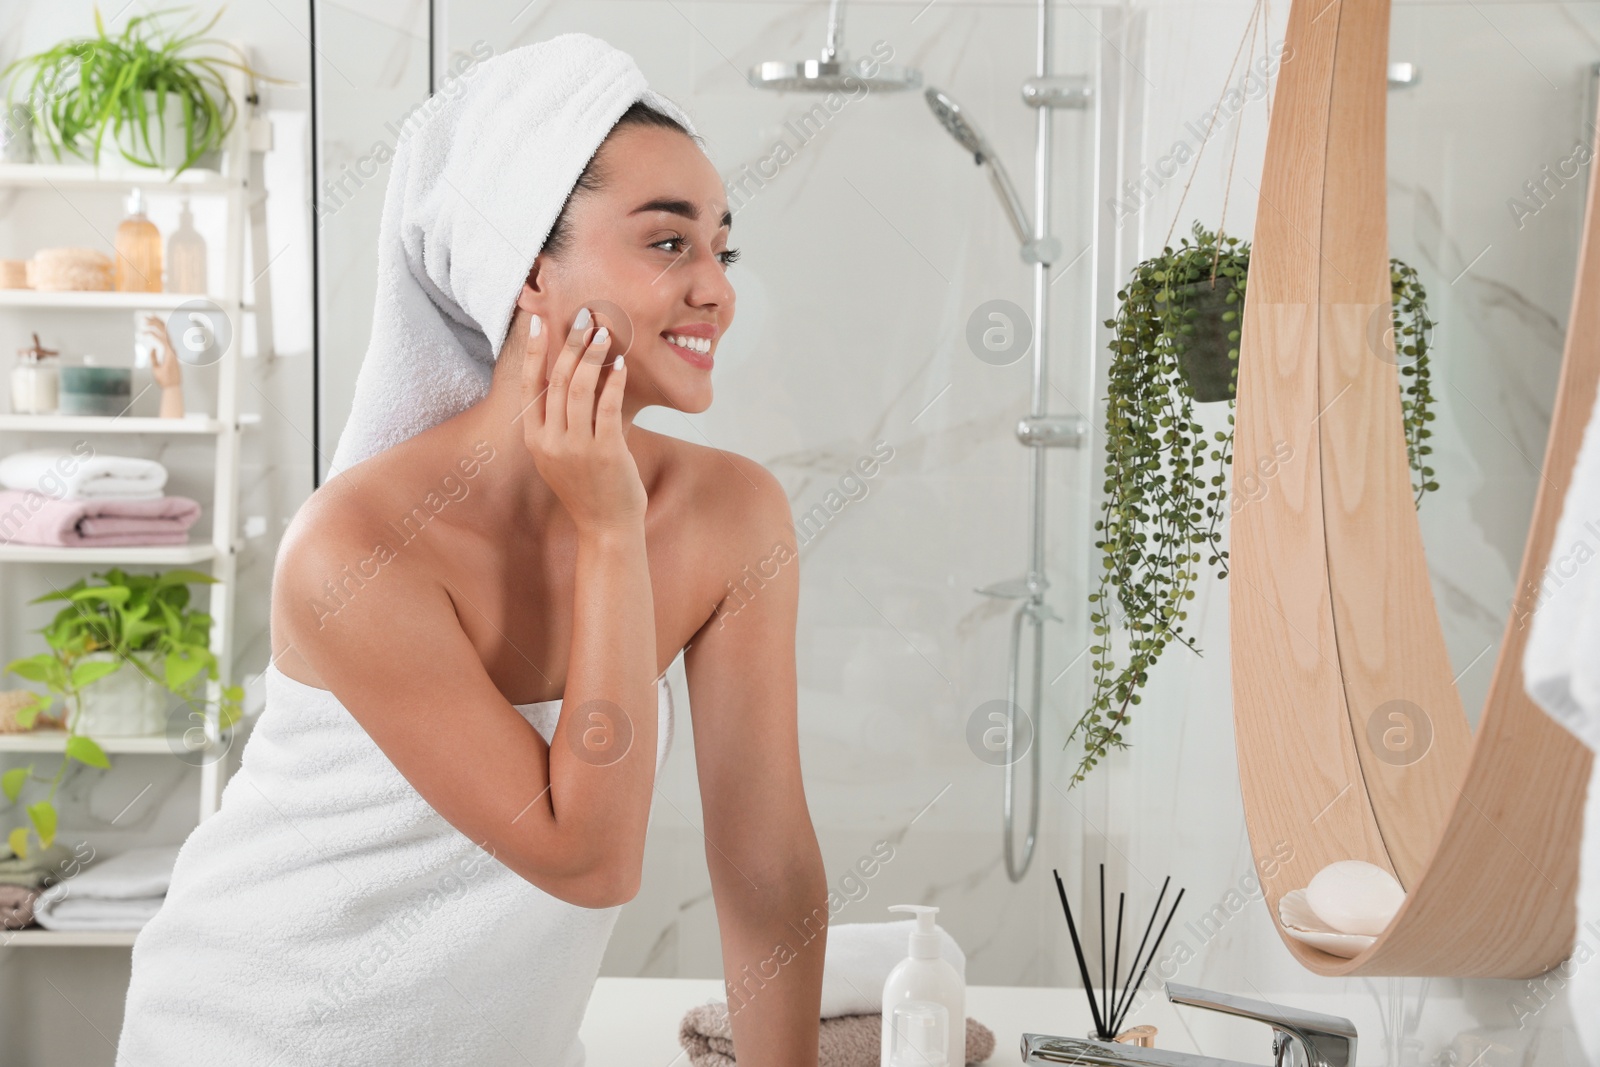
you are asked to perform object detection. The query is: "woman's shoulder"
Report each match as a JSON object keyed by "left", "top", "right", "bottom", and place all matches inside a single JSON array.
[{"left": 638, "top": 429, "right": 791, "bottom": 548}]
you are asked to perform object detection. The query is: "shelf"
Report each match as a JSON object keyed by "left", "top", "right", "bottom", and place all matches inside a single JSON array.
[
  {"left": 0, "top": 730, "right": 212, "bottom": 754},
  {"left": 0, "top": 928, "right": 141, "bottom": 948},
  {"left": 0, "top": 290, "right": 240, "bottom": 311},
  {"left": 0, "top": 414, "right": 223, "bottom": 434},
  {"left": 0, "top": 162, "right": 239, "bottom": 193},
  {"left": 0, "top": 543, "right": 218, "bottom": 565}
]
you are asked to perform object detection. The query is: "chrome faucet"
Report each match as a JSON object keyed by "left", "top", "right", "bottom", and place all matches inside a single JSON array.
[{"left": 1021, "top": 982, "right": 1358, "bottom": 1067}]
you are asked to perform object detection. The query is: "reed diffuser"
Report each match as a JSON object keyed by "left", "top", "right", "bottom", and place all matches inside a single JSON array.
[{"left": 1053, "top": 864, "right": 1185, "bottom": 1040}]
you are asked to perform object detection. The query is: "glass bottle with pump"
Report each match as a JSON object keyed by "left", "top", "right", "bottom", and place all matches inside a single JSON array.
[{"left": 114, "top": 187, "right": 163, "bottom": 293}]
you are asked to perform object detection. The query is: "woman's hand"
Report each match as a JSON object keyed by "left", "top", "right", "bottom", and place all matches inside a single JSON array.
[{"left": 521, "top": 308, "right": 647, "bottom": 533}]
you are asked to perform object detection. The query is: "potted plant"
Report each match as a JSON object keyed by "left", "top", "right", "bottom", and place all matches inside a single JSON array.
[
  {"left": 1065, "top": 222, "right": 1438, "bottom": 785},
  {"left": 0, "top": 5, "right": 279, "bottom": 175},
  {"left": 1, "top": 567, "right": 244, "bottom": 858}
]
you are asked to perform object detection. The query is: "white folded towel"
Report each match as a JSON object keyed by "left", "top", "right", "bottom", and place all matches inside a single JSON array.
[
  {"left": 325, "top": 33, "right": 697, "bottom": 479},
  {"left": 32, "top": 843, "right": 180, "bottom": 930},
  {"left": 814, "top": 919, "right": 966, "bottom": 1018},
  {"left": 1523, "top": 369, "right": 1600, "bottom": 1066},
  {"left": 0, "top": 447, "right": 166, "bottom": 500}
]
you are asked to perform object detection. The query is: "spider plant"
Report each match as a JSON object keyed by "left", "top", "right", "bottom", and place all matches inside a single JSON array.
[{"left": 1, "top": 4, "right": 280, "bottom": 174}]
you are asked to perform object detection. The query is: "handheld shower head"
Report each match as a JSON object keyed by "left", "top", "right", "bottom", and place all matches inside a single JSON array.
[{"left": 924, "top": 86, "right": 1034, "bottom": 247}]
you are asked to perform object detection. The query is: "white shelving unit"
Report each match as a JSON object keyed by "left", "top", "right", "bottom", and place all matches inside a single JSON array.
[{"left": 0, "top": 48, "right": 272, "bottom": 949}]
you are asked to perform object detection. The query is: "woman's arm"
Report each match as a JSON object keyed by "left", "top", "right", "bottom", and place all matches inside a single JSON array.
[
  {"left": 274, "top": 310, "right": 658, "bottom": 907},
  {"left": 685, "top": 455, "right": 826, "bottom": 1067}
]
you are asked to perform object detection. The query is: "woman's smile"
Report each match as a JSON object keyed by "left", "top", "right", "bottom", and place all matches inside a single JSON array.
[{"left": 661, "top": 322, "right": 716, "bottom": 369}]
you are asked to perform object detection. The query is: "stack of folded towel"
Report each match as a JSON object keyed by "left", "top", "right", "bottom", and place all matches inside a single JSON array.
[
  {"left": 678, "top": 920, "right": 997, "bottom": 1067},
  {"left": 31, "top": 843, "right": 181, "bottom": 930},
  {"left": 0, "top": 842, "right": 75, "bottom": 930},
  {"left": 0, "top": 448, "right": 200, "bottom": 547}
]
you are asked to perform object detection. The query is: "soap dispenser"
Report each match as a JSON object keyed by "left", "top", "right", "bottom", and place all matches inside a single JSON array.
[
  {"left": 881, "top": 905, "right": 965, "bottom": 1067},
  {"left": 114, "top": 187, "right": 163, "bottom": 293}
]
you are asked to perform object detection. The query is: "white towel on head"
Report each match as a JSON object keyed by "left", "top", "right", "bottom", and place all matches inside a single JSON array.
[
  {"left": 32, "top": 843, "right": 180, "bottom": 930},
  {"left": 0, "top": 447, "right": 166, "bottom": 500},
  {"left": 325, "top": 33, "right": 697, "bottom": 479}
]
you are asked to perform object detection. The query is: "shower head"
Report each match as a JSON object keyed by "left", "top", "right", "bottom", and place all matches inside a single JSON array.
[
  {"left": 925, "top": 87, "right": 993, "bottom": 163},
  {"left": 924, "top": 86, "right": 1034, "bottom": 248},
  {"left": 748, "top": 0, "right": 922, "bottom": 92}
]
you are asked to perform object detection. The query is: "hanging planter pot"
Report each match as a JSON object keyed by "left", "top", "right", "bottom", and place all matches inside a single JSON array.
[{"left": 1161, "top": 278, "right": 1240, "bottom": 403}]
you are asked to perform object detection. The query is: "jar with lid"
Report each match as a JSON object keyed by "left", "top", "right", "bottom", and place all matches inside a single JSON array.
[{"left": 11, "top": 332, "right": 60, "bottom": 415}]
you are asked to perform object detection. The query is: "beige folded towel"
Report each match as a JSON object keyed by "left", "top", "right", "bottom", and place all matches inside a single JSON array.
[{"left": 679, "top": 1000, "right": 996, "bottom": 1067}]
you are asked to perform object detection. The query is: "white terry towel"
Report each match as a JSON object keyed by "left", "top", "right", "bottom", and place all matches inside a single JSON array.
[
  {"left": 32, "top": 843, "right": 180, "bottom": 930},
  {"left": 814, "top": 919, "right": 966, "bottom": 1018},
  {"left": 1523, "top": 374, "right": 1600, "bottom": 1066},
  {"left": 0, "top": 447, "right": 167, "bottom": 500},
  {"left": 325, "top": 33, "right": 697, "bottom": 479}
]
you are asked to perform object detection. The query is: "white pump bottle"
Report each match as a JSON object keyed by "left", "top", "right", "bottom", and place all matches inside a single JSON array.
[{"left": 880, "top": 905, "right": 965, "bottom": 1067}]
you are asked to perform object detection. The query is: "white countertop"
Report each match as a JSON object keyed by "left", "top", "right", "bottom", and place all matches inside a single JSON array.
[{"left": 582, "top": 977, "right": 1109, "bottom": 1065}]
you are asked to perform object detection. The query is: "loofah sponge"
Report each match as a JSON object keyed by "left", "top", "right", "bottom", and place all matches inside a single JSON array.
[{"left": 0, "top": 690, "right": 60, "bottom": 733}]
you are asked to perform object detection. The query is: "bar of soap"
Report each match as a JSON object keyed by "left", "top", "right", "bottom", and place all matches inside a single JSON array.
[{"left": 1305, "top": 860, "right": 1405, "bottom": 936}]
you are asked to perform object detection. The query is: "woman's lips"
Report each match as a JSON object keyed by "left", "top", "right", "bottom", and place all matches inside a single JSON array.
[{"left": 663, "top": 334, "right": 713, "bottom": 369}]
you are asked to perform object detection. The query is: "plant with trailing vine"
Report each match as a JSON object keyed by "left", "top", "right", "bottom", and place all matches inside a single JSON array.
[{"left": 1063, "top": 221, "right": 1437, "bottom": 786}]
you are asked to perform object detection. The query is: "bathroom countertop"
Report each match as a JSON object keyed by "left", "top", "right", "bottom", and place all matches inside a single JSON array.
[{"left": 582, "top": 977, "right": 1101, "bottom": 1065}]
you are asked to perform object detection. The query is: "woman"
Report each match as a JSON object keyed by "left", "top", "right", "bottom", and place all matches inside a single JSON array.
[{"left": 118, "top": 36, "right": 827, "bottom": 1067}]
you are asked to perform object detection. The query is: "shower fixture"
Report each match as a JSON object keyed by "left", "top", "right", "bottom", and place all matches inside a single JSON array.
[
  {"left": 926, "top": 88, "right": 1035, "bottom": 248},
  {"left": 748, "top": 0, "right": 923, "bottom": 92},
  {"left": 928, "top": 1, "right": 1091, "bottom": 883}
]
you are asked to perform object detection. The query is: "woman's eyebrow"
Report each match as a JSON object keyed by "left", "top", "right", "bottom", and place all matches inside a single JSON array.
[{"left": 629, "top": 197, "right": 734, "bottom": 234}]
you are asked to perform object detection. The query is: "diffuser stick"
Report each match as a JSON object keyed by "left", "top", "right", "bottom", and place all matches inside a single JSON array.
[
  {"left": 1109, "top": 876, "right": 1170, "bottom": 1027},
  {"left": 1113, "top": 887, "right": 1186, "bottom": 1035},
  {"left": 1053, "top": 868, "right": 1107, "bottom": 1038},
  {"left": 1110, "top": 889, "right": 1125, "bottom": 1034},
  {"left": 1099, "top": 864, "right": 1107, "bottom": 1035}
]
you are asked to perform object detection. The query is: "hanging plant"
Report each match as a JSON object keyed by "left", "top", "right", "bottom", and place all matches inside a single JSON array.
[{"left": 1063, "top": 221, "right": 1438, "bottom": 786}]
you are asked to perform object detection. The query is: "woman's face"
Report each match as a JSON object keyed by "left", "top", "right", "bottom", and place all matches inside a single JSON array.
[{"left": 515, "top": 123, "right": 737, "bottom": 416}]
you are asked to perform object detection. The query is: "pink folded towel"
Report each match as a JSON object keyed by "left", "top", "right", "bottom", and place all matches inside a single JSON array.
[
  {"left": 0, "top": 489, "right": 201, "bottom": 547},
  {"left": 679, "top": 1000, "right": 996, "bottom": 1067},
  {"left": 0, "top": 884, "right": 42, "bottom": 930}
]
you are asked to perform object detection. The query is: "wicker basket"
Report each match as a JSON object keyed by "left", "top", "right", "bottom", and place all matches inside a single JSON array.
[{"left": 0, "top": 690, "right": 62, "bottom": 734}]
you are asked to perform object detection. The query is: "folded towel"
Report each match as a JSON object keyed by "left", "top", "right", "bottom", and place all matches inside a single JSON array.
[
  {"left": 816, "top": 920, "right": 966, "bottom": 1017},
  {"left": 0, "top": 841, "right": 75, "bottom": 885},
  {"left": 33, "top": 843, "right": 181, "bottom": 930},
  {"left": 324, "top": 31, "right": 697, "bottom": 478},
  {"left": 0, "top": 489, "right": 199, "bottom": 547},
  {"left": 678, "top": 1001, "right": 996, "bottom": 1067},
  {"left": 0, "top": 448, "right": 167, "bottom": 500}
]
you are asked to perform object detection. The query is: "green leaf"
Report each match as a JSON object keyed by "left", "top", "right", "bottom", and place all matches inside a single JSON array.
[
  {"left": 65, "top": 735, "right": 111, "bottom": 769},
  {"left": 70, "top": 656, "right": 122, "bottom": 688},
  {"left": 27, "top": 801, "right": 56, "bottom": 849},
  {"left": 2, "top": 765, "right": 31, "bottom": 803}
]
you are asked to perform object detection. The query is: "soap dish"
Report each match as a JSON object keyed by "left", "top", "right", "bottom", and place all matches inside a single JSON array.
[{"left": 1277, "top": 890, "right": 1376, "bottom": 958}]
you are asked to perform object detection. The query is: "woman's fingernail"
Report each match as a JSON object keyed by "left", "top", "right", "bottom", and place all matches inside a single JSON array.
[
  {"left": 574, "top": 307, "right": 592, "bottom": 330},
  {"left": 529, "top": 314, "right": 542, "bottom": 338},
  {"left": 615, "top": 354, "right": 625, "bottom": 371},
  {"left": 593, "top": 326, "right": 609, "bottom": 346}
]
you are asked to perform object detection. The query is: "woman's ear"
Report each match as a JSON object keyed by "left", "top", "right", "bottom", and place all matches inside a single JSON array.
[{"left": 515, "top": 259, "right": 545, "bottom": 312}]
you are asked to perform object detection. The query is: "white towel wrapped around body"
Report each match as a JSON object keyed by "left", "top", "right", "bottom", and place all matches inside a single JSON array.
[
  {"left": 0, "top": 447, "right": 167, "bottom": 500},
  {"left": 32, "top": 843, "right": 181, "bottom": 930},
  {"left": 325, "top": 31, "right": 697, "bottom": 479}
]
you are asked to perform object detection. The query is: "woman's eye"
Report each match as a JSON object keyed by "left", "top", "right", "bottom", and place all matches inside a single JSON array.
[{"left": 653, "top": 236, "right": 741, "bottom": 267}]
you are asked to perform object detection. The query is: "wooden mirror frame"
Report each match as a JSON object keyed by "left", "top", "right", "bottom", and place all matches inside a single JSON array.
[{"left": 1230, "top": 0, "right": 1597, "bottom": 977}]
